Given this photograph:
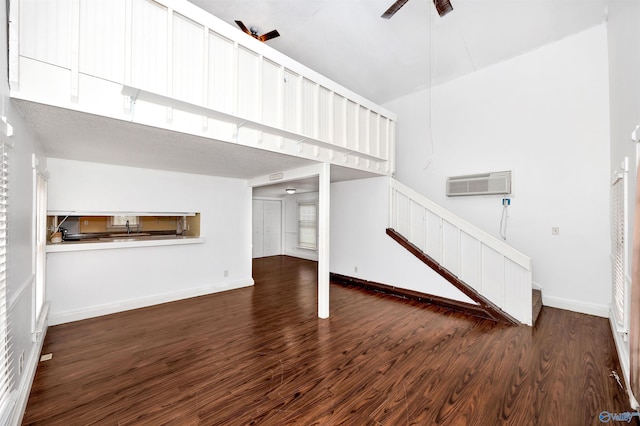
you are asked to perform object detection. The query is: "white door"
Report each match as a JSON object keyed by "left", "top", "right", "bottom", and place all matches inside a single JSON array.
[
  {"left": 252, "top": 199, "right": 282, "bottom": 258},
  {"left": 252, "top": 200, "right": 264, "bottom": 258},
  {"left": 262, "top": 200, "right": 282, "bottom": 257}
]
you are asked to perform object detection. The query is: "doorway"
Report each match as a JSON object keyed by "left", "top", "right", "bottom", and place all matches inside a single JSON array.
[{"left": 252, "top": 199, "right": 282, "bottom": 258}]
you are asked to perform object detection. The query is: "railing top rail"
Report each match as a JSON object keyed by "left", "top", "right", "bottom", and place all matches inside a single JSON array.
[{"left": 390, "top": 177, "right": 532, "bottom": 270}]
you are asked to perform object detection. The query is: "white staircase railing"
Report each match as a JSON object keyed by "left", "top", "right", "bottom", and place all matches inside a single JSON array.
[{"left": 389, "top": 178, "right": 533, "bottom": 325}]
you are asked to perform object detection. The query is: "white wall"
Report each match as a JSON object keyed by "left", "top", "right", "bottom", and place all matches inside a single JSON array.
[
  {"left": 331, "top": 176, "right": 475, "bottom": 303},
  {"left": 385, "top": 24, "right": 611, "bottom": 316},
  {"left": 606, "top": 0, "right": 640, "bottom": 407},
  {"left": 283, "top": 192, "right": 319, "bottom": 261},
  {"left": 46, "top": 158, "right": 253, "bottom": 324}
]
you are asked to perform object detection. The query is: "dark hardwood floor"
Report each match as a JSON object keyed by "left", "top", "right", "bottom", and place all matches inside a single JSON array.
[{"left": 23, "top": 256, "right": 636, "bottom": 425}]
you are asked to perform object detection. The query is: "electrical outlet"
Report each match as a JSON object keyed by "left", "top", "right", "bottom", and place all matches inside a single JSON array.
[
  {"left": 552, "top": 227, "right": 560, "bottom": 235},
  {"left": 354, "top": 266, "right": 358, "bottom": 273},
  {"left": 224, "top": 270, "right": 229, "bottom": 277}
]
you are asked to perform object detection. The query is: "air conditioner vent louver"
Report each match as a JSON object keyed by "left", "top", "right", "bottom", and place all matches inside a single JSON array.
[{"left": 446, "top": 171, "right": 511, "bottom": 197}]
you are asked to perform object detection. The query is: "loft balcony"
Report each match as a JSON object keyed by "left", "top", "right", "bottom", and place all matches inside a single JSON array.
[{"left": 9, "top": 0, "right": 397, "bottom": 178}]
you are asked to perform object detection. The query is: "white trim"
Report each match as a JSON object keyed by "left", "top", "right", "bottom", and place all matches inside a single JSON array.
[
  {"left": 542, "top": 294, "right": 609, "bottom": 318},
  {"left": 285, "top": 249, "right": 318, "bottom": 262},
  {"left": 9, "top": 321, "right": 48, "bottom": 426},
  {"left": 46, "top": 237, "right": 205, "bottom": 253},
  {"left": 48, "top": 210, "right": 197, "bottom": 217},
  {"left": 32, "top": 303, "right": 49, "bottom": 343},
  {"left": 48, "top": 278, "right": 254, "bottom": 326},
  {"left": 8, "top": 275, "right": 34, "bottom": 313}
]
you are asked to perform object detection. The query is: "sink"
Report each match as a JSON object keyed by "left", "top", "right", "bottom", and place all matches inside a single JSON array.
[
  {"left": 99, "top": 237, "right": 148, "bottom": 242},
  {"left": 97, "top": 233, "right": 181, "bottom": 243}
]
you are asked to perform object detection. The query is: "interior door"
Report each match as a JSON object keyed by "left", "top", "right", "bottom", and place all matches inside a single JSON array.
[
  {"left": 262, "top": 200, "right": 282, "bottom": 257},
  {"left": 252, "top": 200, "right": 264, "bottom": 258},
  {"left": 252, "top": 199, "right": 282, "bottom": 258}
]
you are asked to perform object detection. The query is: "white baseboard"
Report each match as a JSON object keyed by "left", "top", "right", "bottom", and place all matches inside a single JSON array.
[
  {"left": 283, "top": 250, "right": 318, "bottom": 261},
  {"left": 9, "top": 319, "right": 48, "bottom": 426},
  {"left": 48, "top": 278, "right": 254, "bottom": 326},
  {"left": 542, "top": 295, "right": 609, "bottom": 318}
]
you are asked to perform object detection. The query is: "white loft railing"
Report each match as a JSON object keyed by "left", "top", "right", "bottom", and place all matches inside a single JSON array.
[
  {"left": 10, "top": 0, "right": 396, "bottom": 175},
  {"left": 389, "top": 178, "right": 533, "bottom": 325}
]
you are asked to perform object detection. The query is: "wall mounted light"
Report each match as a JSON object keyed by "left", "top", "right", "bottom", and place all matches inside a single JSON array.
[{"left": 286, "top": 188, "right": 296, "bottom": 194}]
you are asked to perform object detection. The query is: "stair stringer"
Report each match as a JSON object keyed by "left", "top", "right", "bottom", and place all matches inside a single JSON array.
[{"left": 386, "top": 228, "right": 518, "bottom": 325}]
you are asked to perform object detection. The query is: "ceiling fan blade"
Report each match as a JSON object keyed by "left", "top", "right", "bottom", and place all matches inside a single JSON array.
[
  {"left": 258, "top": 30, "right": 280, "bottom": 42},
  {"left": 234, "top": 20, "right": 252, "bottom": 36},
  {"left": 434, "top": 0, "right": 453, "bottom": 17},
  {"left": 381, "top": 0, "right": 410, "bottom": 19}
]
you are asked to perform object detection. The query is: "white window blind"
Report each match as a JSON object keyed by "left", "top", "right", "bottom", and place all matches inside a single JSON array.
[
  {"left": 298, "top": 201, "right": 317, "bottom": 250},
  {"left": 611, "top": 173, "right": 627, "bottom": 332},
  {"left": 34, "top": 172, "right": 47, "bottom": 330},
  {"left": 0, "top": 144, "right": 12, "bottom": 420}
]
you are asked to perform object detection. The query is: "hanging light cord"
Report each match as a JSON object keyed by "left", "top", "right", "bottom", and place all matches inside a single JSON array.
[{"left": 500, "top": 202, "right": 508, "bottom": 240}]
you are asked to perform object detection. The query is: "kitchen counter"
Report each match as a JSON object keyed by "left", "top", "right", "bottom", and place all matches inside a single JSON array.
[{"left": 46, "top": 235, "right": 205, "bottom": 252}]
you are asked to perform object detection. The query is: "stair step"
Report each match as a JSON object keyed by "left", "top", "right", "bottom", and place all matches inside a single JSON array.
[{"left": 532, "top": 289, "right": 542, "bottom": 325}]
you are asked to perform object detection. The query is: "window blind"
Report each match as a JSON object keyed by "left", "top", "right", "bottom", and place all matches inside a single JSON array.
[
  {"left": 298, "top": 201, "right": 317, "bottom": 250},
  {"left": 34, "top": 172, "right": 47, "bottom": 329},
  {"left": 612, "top": 175, "right": 627, "bottom": 332},
  {"left": 0, "top": 144, "right": 12, "bottom": 420}
]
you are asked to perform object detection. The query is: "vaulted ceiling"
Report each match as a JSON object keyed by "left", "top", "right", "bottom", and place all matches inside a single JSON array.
[{"left": 189, "top": 0, "right": 607, "bottom": 105}]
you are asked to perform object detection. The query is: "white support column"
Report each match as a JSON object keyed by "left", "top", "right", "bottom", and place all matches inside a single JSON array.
[{"left": 318, "top": 162, "right": 330, "bottom": 319}]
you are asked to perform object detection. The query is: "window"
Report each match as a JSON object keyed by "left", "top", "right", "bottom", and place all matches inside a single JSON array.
[
  {"left": 0, "top": 143, "right": 11, "bottom": 419},
  {"left": 34, "top": 167, "right": 47, "bottom": 333},
  {"left": 298, "top": 201, "right": 317, "bottom": 250},
  {"left": 112, "top": 215, "right": 139, "bottom": 226},
  {"left": 612, "top": 167, "right": 629, "bottom": 333}
]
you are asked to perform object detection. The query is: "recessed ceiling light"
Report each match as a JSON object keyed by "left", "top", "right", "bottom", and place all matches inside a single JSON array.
[{"left": 285, "top": 188, "right": 296, "bottom": 194}]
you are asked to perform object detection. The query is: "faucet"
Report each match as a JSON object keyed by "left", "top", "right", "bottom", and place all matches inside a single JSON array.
[{"left": 126, "top": 220, "right": 130, "bottom": 234}]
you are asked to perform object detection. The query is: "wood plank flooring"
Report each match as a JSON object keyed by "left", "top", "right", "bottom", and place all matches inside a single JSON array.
[{"left": 23, "top": 256, "right": 636, "bottom": 425}]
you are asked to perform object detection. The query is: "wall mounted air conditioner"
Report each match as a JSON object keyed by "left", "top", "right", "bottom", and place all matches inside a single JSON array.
[{"left": 446, "top": 171, "right": 512, "bottom": 197}]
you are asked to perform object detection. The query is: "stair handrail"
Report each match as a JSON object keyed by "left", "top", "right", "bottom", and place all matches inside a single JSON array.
[{"left": 389, "top": 177, "right": 531, "bottom": 271}]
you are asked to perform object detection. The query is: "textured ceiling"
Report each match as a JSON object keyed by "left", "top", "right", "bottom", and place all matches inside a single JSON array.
[{"left": 189, "top": 0, "right": 607, "bottom": 105}]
